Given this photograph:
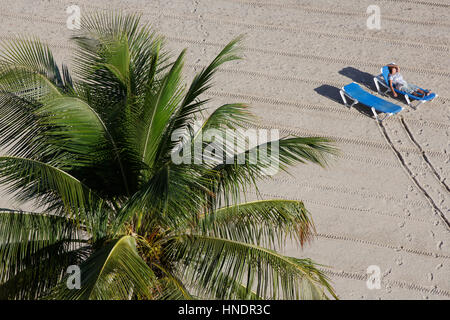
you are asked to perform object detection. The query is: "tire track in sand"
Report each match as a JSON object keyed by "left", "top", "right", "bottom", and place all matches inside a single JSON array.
[
  {"left": 376, "top": 120, "right": 450, "bottom": 230},
  {"left": 321, "top": 268, "right": 450, "bottom": 298},
  {"left": 168, "top": 36, "right": 450, "bottom": 78},
  {"left": 400, "top": 117, "right": 450, "bottom": 193}
]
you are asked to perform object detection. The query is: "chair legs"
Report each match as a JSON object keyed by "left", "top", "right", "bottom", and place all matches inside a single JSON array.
[
  {"left": 373, "top": 77, "right": 390, "bottom": 95},
  {"left": 404, "top": 94, "right": 411, "bottom": 106},
  {"left": 374, "top": 77, "right": 381, "bottom": 93},
  {"left": 340, "top": 89, "right": 358, "bottom": 108},
  {"left": 339, "top": 89, "right": 348, "bottom": 106},
  {"left": 371, "top": 107, "right": 378, "bottom": 121},
  {"left": 371, "top": 108, "right": 394, "bottom": 122},
  {"left": 406, "top": 95, "right": 435, "bottom": 110},
  {"left": 380, "top": 112, "right": 394, "bottom": 122}
]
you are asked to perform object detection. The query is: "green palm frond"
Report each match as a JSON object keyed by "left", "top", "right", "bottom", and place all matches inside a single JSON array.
[
  {"left": 72, "top": 12, "right": 168, "bottom": 104},
  {"left": 116, "top": 163, "right": 208, "bottom": 232},
  {"left": 0, "top": 245, "right": 90, "bottom": 300},
  {"left": 176, "top": 103, "right": 256, "bottom": 167},
  {"left": 37, "top": 97, "right": 109, "bottom": 156},
  {"left": 155, "top": 37, "right": 244, "bottom": 165},
  {"left": 201, "top": 136, "right": 337, "bottom": 208},
  {"left": 153, "top": 263, "right": 195, "bottom": 300},
  {"left": 49, "top": 235, "right": 156, "bottom": 299},
  {"left": 0, "top": 37, "right": 72, "bottom": 97},
  {"left": 0, "top": 92, "right": 50, "bottom": 159},
  {"left": 201, "top": 271, "right": 262, "bottom": 300},
  {"left": 139, "top": 49, "right": 186, "bottom": 169},
  {"left": 0, "top": 209, "right": 85, "bottom": 293},
  {"left": 0, "top": 66, "right": 60, "bottom": 101},
  {"left": 100, "top": 35, "right": 132, "bottom": 90},
  {"left": 0, "top": 156, "right": 96, "bottom": 213},
  {"left": 182, "top": 36, "right": 243, "bottom": 108},
  {"left": 170, "top": 234, "right": 336, "bottom": 300},
  {"left": 196, "top": 103, "right": 255, "bottom": 135},
  {"left": 193, "top": 200, "right": 314, "bottom": 248},
  {"left": 38, "top": 96, "right": 131, "bottom": 196},
  {"left": 275, "top": 136, "right": 338, "bottom": 168}
]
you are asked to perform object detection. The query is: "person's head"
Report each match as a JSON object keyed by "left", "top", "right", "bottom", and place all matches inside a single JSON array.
[{"left": 389, "top": 66, "right": 398, "bottom": 74}]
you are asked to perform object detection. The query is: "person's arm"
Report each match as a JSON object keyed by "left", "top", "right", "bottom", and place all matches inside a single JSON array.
[{"left": 389, "top": 79, "right": 398, "bottom": 97}]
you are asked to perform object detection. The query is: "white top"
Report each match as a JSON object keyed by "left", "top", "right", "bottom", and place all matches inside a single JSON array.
[{"left": 389, "top": 72, "right": 407, "bottom": 87}]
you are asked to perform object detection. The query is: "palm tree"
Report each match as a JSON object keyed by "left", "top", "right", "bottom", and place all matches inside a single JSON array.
[{"left": 0, "top": 12, "right": 337, "bottom": 300}]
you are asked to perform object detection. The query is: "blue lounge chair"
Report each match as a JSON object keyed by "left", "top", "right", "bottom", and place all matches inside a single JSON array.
[
  {"left": 340, "top": 82, "right": 403, "bottom": 121},
  {"left": 373, "top": 65, "right": 437, "bottom": 109}
]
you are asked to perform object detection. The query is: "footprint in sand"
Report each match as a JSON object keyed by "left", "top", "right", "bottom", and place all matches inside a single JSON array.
[
  {"left": 395, "top": 257, "right": 403, "bottom": 266},
  {"left": 385, "top": 284, "right": 392, "bottom": 294}
]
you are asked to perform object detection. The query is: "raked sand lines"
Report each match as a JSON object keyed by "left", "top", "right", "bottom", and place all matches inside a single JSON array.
[
  {"left": 1, "top": 10, "right": 450, "bottom": 77},
  {"left": 247, "top": 190, "right": 430, "bottom": 224},
  {"left": 226, "top": 0, "right": 450, "bottom": 27},
  {"left": 400, "top": 118, "right": 450, "bottom": 194},
  {"left": 166, "top": 36, "right": 450, "bottom": 78},
  {"left": 75, "top": 1, "right": 450, "bottom": 55},
  {"left": 321, "top": 267, "right": 450, "bottom": 298},
  {"left": 271, "top": 177, "right": 429, "bottom": 209}
]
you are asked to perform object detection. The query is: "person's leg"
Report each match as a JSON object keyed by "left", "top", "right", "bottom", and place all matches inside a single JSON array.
[
  {"left": 407, "top": 84, "right": 432, "bottom": 97},
  {"left": 400, "top": 83, "right": 417, "bottom": 96},
  {"left": 415, "top": 88, "right": 432, "bottom": 96},
  {"left": 414, "top": 89, "right": 426, "bottom": 97}
]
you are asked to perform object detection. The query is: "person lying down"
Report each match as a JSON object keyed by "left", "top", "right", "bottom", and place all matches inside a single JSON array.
[{"left": 387, "top": 63, "right": 433, "bottom": 98}]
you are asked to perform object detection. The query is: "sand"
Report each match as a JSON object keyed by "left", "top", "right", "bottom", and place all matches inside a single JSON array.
[{"left": 0, "top": 0, "right": 448, "bottom": 299}]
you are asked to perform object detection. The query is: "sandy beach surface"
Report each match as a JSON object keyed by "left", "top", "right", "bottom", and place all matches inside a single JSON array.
[{"left": 0, "top": 0, "right": 448, "bottom": 299}]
